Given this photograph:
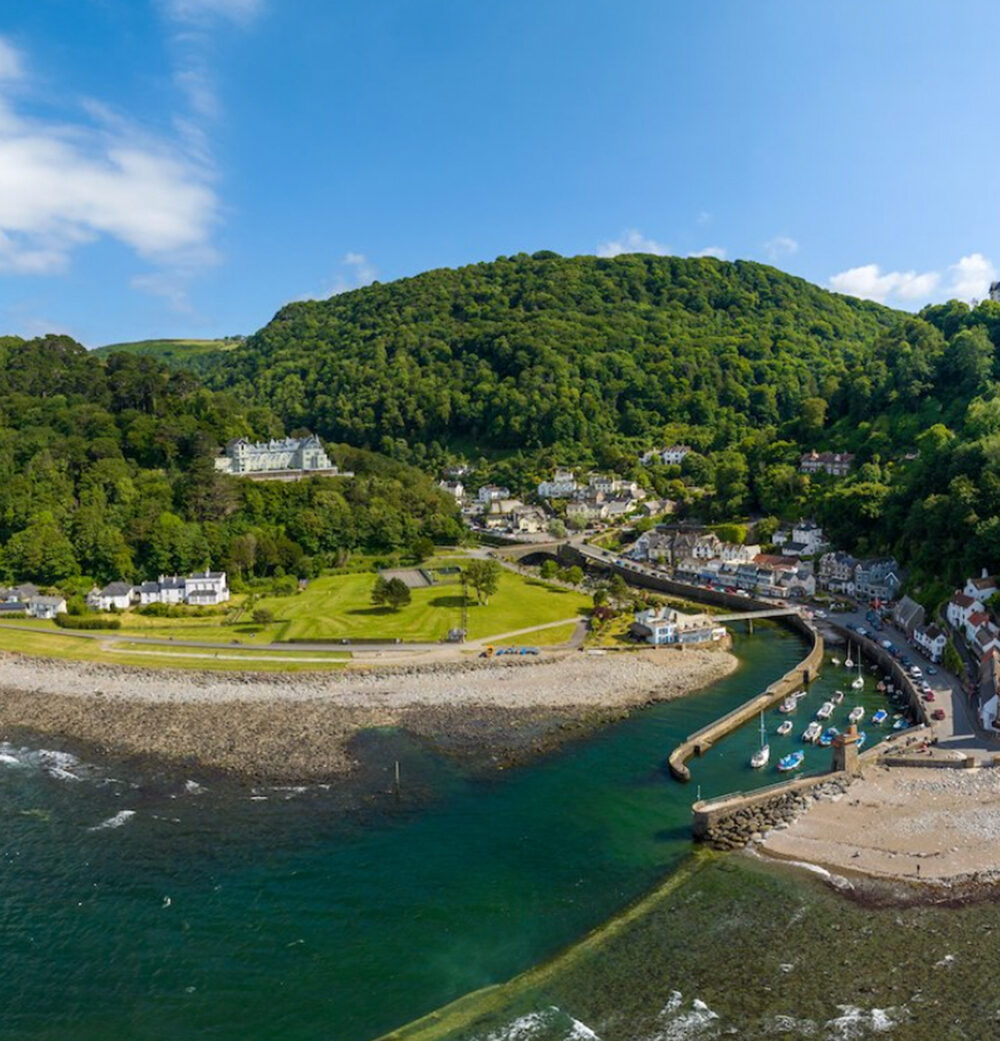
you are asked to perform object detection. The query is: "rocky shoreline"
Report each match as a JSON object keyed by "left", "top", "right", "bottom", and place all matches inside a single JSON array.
[{"left": 0, "top": 647, "right": 737, "bottom": 781}]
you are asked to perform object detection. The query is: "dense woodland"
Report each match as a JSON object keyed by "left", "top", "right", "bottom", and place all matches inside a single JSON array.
[
  {"left": 8, "top": 253, "right": 1000, "bottom": 603},
  {"left": 0, "top": 335, "right": 462, "bottom": 586}
]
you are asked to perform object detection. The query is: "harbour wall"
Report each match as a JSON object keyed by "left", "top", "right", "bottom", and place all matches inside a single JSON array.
[{"left": 691, "top": 773, "right": 851, "bottom": 849}]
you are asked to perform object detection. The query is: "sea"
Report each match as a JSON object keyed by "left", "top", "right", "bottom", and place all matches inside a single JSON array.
[{"left": 2, "top": 625, "right": 993, "bottom": 1041}]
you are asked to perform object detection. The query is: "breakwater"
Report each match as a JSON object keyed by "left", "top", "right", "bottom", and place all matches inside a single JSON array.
[{"left": 691, "top": 773, "right": 851, "bottom": 849}]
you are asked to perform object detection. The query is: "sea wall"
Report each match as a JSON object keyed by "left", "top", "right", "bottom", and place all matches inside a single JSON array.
[
  {"left": 667, "top": 616, "right": 823, "bottom": 781},
  {"left": 691, "top": 773, "right": 851, "bottom": 849}
]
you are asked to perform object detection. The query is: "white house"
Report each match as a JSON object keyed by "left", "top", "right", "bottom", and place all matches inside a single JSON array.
[
  {"left": 964, "top": 573, "right": 998, "bottom": 602},
  {"left": 215, "top": 434, "right": 337, "bottom": 476},
  {"left": 438, "top": 480, "right": 465, "bottom": 500},
  {"left": 775, "top": 521, "right": 828, "bottom": 556},
  {"left": 92, "top": 582, "right": 135, "bottom": 611},
  {"left": 137, "top": 575, "right": 188, "bottom": 606},
  {"left": 184, "top": 570, "right": 230, "bottom": 606},
  {"left": 946, "top": 592, "right": 984, "bottom": 631},
  {"left": 974, "top": 625, "right": 1000, "bottom": 658},
  {"left": 631, "top": 605, "right": 726, "bottom": 646},
  {"left": 913, "top": 623, "right": 946, "bottom": 663},
  {"left": 965, "top": 610, "right": 993, "bottom": 645},
  {"left": 642, "top": 445, "right": 691, "bottom": 466},
  {"left": 477, "top": 485, "right": 511, "bottom": 504},
  {"left": 537, "top": 469, "right": 579, "bottom": 499},
  {"left": 26, "top": 595, "right": 66, "bottom": 620}
]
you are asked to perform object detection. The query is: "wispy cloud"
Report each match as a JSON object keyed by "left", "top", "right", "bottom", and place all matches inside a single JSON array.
[
  {"left": 296, "top": 252, "right": 378, "bottom": 302},
  {"left": 829, "top": 253, "right": 996, "bottom": 306},
  {"left": 161, "top": 0, "right": 264, "bottom": 25},
  {"left": 689, "top": 246, "right": 726, "bottom": 260},
  {"left": 763, "top": 235, "right": 798, "bottom": 261},
  {"left": 0, "top": 35, "right": 216, "bottom": 278},
  {"left": 596, "top": 229, "right": 669, "bottom": 258}
]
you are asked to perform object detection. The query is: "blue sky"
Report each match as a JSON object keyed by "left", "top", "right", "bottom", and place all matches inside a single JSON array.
[{"left": 0, "top": 0, "right": 998, "bottom": 346}]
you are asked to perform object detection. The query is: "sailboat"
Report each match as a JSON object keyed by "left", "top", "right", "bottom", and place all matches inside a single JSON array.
[
  {"left": 750, "top": 712, "right": 770, "bottom": 769},
  {"left": 844, "top": 643, "right": 854, "bottom": 670},
  {"left": 851, "top": 654, "right": 864, "bottom": 691}
]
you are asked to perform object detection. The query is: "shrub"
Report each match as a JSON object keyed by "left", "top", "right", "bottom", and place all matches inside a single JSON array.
[{"left": 56, "top": 615, "right": 121, "bottom": 630}]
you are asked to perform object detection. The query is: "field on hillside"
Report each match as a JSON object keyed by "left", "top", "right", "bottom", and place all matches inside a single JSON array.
[{"left": 93, "top": 338, "right": 238, "bottom": 366}]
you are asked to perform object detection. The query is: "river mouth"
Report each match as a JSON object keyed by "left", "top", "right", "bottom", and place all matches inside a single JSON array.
[{"left": 3, "top": 625, "right": 873, "bottom": 1041}]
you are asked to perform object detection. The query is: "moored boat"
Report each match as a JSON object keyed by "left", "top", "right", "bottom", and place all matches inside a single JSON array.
[
  {"left": 777, "top": 749, "right": 805, "bottom": 773},
  {"left": 872, "top": 708, "right": 888, "bottom": 725},
  {"left": 802, "top": 721, "right": 822, "bottom": 743},
  {"left": 832, "top": 689, "right": 844, "bottom": 704},
  {"left": 856, "top": 731, "right": 867, "bottom": 750},
  {"left": 893, "top": 717, "right": 908, "bottom": 730},
  {"left": 776, "top": 720, "right": 794, "bottom": 736},
  {"left": 819, "top": 726, "right": 840, "bottom": 748},
  {"left": 778, "top": 697, "right": 797, "bottom": 714},
  {"left": 816, "top": 701, "right": 834, "bottom": 721},
  {"left": 750, "top": 713, "right": 770, "bottom": 769},
  {"left": 848, "top": 706, "right": 865, "bottom": 724}
]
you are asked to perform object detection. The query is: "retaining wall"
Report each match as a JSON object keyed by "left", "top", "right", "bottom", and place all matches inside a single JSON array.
[{"left": 691, "top": 772, "right": 851, "bottom": 849}]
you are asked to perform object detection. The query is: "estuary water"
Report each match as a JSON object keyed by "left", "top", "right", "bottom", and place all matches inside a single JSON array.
[{"left": 2, "top": 626, "right": 887, "bottom": 1041}]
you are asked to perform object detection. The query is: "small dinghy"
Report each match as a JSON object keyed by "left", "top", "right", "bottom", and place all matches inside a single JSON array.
[
  {"left": 848, "top": 706, "right": 865, "bottom": 724},
  {"left": 777, "top": 750, "right": 805, "bottom": 773},
  {"left": 831, "top": 657, "right": 841, "bottom": 666},
  {"left": 872, "top": 708, "right": 888, "bottom": 725},
  {"left": 893, "top": 717, "right": 908, "bottom": 730},
  {"left": 778, "top": 697, "right": 797, "bottom": 714},
  {"left": 856, "top": 731, "right": 867, "bottom": 750},
  {"left": 816, "top": 701, "right": 835, "bottom": 721},
  {"left": 819, "top": 726, "right": 840, "bottom": 748},
  {"left": 832, "top": 689, "right": 845, "bottom": 705},
  {"left": 776, "top": 720, "right": 794, "bottom": 736},
  {"left": 802, "top": 721, "right": 822, "bottom": 743}
]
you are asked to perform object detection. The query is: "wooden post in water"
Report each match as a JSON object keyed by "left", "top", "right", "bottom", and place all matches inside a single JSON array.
[{"left": 394, "top": 760, "right": 401, "bottom": 801}]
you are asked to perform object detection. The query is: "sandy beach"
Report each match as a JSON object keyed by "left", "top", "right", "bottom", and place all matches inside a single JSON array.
[
  {"left": 756, "top": 762, "right": 1000, "bottom": 897},
  {"left": 0, "top": 647, "right": 736, "bottom": 781}
]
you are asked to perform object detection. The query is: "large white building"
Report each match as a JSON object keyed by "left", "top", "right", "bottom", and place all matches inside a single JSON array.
[
  {"left": 90, "top": 571, "right": 230, "bottom": 610},
  {"left": 537, "top": 469, "right": 579, "bottom": 499},
  {"left": 214, "top": 435, "right": 338, "bottom": 476}
]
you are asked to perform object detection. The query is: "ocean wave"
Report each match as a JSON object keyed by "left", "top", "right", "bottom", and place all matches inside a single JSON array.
[
  {"left": 480, "top": 1007, "right": 601, "bottom": 1041},
  {"left": 823, "top": 1004, "right": 904, "bottom": 1038},
  {"left": 88, "top": 810, "right": 136, "bottom": 831},
  {"left": 184, "top": 779, "right": 207, "bottom": 795}
]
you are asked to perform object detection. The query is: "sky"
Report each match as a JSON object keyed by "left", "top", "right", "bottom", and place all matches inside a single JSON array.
[{"left": 0, "top": 0, "right": 999, "bottom": 346}]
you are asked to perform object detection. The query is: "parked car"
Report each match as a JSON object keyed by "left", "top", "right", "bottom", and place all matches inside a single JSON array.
[
  {"left": 922, "top": 691, "right": 936, "bottom": 701},
  {"left": 926, "top": 666, "right": 937, "bottom": 675},
  {"left": 932, "top": 708, "right": 946, "bottom": 720}
]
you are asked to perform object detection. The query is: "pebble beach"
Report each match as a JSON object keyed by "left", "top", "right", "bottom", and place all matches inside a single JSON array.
[{"left": 0, "top": 647, "right": 737, "bottom": 781}]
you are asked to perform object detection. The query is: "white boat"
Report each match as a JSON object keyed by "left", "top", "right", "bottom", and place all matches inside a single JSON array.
[
  {"left": 778, "top": 697, "right": 797, "bottom": 714},
  {"left": 750, "top": 713, "right": 770, "bottom": 769},
  {"left": 831, "top": 657, "right": 841, "bottom": 666},
  {"left": 850, "top": 656, "right": 864, "bottom": 690},
  {"left": 844, "top": 644, "right": 854, "bottom": 670},
  {"left": 802, "top": 721, "right": 822, "bottom": 743},
  {"left": 777, "top": 750, "right": 805, "bottom": 772},
  {"left": 792, "top": 690, "right": 808, "bottom": 700},
  {"left": 832, "top": 689, "right": 845, "bottom": 705},
  {"left": 776, "top": 720, "right": 793, "bottom": 736},
  {"left": 848, "top": 706, "right": 865, "bottom": 724},
  {"left": 816, "top": 701, "right": 835, "bottom": 721},
  {"left": 872, "top": 708, "right": 888, "bottom": 725}
]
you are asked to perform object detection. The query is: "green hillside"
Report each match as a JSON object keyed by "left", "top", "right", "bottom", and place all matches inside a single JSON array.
[
  {"left": 209, "top": 253, "right": 899, "bottom": 455},
  {"left": 94, "top": 338, "right": 242, "bottom": 370}
]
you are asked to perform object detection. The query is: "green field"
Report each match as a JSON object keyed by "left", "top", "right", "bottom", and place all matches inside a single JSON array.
[
  {"left": 92, "top": 338, "right": 238, "bottom": 367},
  {"left": 256, "top": 567, "right": 590, "bottom": 643}
]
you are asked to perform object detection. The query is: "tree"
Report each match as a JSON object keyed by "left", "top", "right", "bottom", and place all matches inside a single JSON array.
[
  {"left": 592, "top": 587, "right": 609, "bottom": 608},
  {"left": 252, "top": 607, "right": 274, "bottom": 624},
  {"left": 561, "top": 565, "right": 584, "bottom": 586},
  {"left": 371, "top": 575, "right": 390, "bottom": 607},
  {"left": 465, "top": 559, "right": 501, "bottom": 605},
  {"left": 412, "top": 536, "right": 435, "bottom": 562},
  {"left": 539, "top": 559, "right": 558, "bottom": 579},
  {"left": 384, "top": 577, "right": 412, "bottom": 610},
  {"left": 609, "top": 574, "right": 628, "bottom": 603}
]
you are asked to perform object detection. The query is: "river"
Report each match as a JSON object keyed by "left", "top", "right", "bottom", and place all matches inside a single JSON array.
[{"left": 1, "top": 624, "right": 900, "bottom": 1041}]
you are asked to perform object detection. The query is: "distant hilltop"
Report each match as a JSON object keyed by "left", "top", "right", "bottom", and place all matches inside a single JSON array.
[{"left": 92, "top": 337, "right": 244, "bottom": 370}]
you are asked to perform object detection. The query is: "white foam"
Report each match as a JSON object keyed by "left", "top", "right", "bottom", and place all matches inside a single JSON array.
[
  {"left": 0, "top": 752, "right": 20, "bottom": 765},
  {"left": 647, "top": 993, "right": 721, "bottom": 1041},
  {"left": 88, "top": 810, "right": 136, "bottom": 831},
  {"left": 824, "top": 1005, "right": 900, "bottom": 1038},
  {"left": 184, "top": 779, "right": 206, "bottom": 795},
  {"left": 481, "top": 1007, "right": 601, "bottom": 1041},
  {"left": 933, "top": 953, "right": 955, "bottom": 968}
]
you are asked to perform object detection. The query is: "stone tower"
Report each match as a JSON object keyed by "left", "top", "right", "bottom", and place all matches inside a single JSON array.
[
  {"left": 990, "top": 281, "right": 1000, "bottom": 303},
  {"left": 832, "top": 723, "right": 861, "bottom": 775}
]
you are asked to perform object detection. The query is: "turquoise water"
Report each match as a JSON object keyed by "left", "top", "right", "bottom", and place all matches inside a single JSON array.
[{"left": 2, "top": 627, "right": 853, "bottom": 1041}]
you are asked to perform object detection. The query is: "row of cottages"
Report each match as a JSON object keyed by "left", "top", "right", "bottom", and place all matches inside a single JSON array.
[
  {"left": 0, "top": 585, "right": 67, "bottom": 619},
  {"left": 480, "top": 497, "right": 548, "bottom": 535},
  {"left": 892, "top": 595, "right": 947, "bottom": 662},
  {"left": 772, "top": 521, "right": 829, "bottom": 557},
  {"left": 628, "top": 530, "right": 760, "bottom": 567},
  {"left": 88, "top": 571, "right": 230, "bottom": 611},
  {"left": 978, "top": 649, "right": 1000, "bottom": 732},
  {"left": 630, "top": 605, "right": 727, "bottom": 646},
  {"left": 640, "top": 445, "right": 691, "bottom": 467},
  {"left": 799, "top": 450, "right": 854, "bottom": 476},
  {"left": 536, "top": 470, "right": 645, "bottom": 503},
  {"left": 817, "top": 553, "right": 902, "bottom": 601},
  {"left": 944, "top": 573, "right": 1000, "bottom": 659},
  {"left": 675, "top": 555, "right": 816, "bottom": 598}
]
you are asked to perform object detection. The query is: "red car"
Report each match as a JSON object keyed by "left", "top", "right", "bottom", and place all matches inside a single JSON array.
[
  {"left": 922, "top": 691, "right": 936, "bottom": 701},
  {"left": 931, "top": 708, "right": 946, "bottom": 720}
]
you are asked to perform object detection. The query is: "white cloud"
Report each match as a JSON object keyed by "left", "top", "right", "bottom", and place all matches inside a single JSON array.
[
  {"left": 947, "top": 252, "right": 997, "bottom": 301},
  {"left": 0, "top": 36, "right": 23, "bottom": 81},
  {"left": 161, "top": 0, "right": 263, "bottom": 24},
  {"left": 828, "top": 264, "right": 939, "bottom": 305},
  {"left": 0, "top": 45, "right": 217, "bottom": 277},
  {"left": 296, "top": 253, "right": 378, "bottom": 302},
  {"left": 829, "top": 252, "right": 997, "bottom": 307},
  {"left": 689, "top": 246, "right": 726, "bottom": 260},
  {"left": 596, "top": 229, "right": 669, "bottom": 258},
  {"left": 763, "top": 235, "right": 798, "bottom": 261}
]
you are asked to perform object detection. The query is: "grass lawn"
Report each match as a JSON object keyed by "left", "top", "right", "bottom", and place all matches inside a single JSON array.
[
  {"left": 258, "top": 567, "right": 591, "bottom": 643},
  {"left": 492, "top": 622, "right": 579, "bottom": 647},
  {"left": 0, "top": 626, "right": 349, "bottom": 672}
]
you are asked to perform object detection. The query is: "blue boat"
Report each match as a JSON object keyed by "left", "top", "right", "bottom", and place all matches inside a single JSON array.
[
  {"left": 777, "top": 750, "right": 805, "bottom": 773},
  {"left": 856, "top": 731, "right": 867, "bottom": 750},
  {"left": 818, "top": 726, "right": 840, "bottom": 748},
  {"left": 872, "top": 709, "right": 888, "bottom": 725}
]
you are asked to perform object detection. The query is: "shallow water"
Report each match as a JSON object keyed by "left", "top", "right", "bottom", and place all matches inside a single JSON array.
[{"left": 0, "top": 627, "right": 903, "bottom": 1041}]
